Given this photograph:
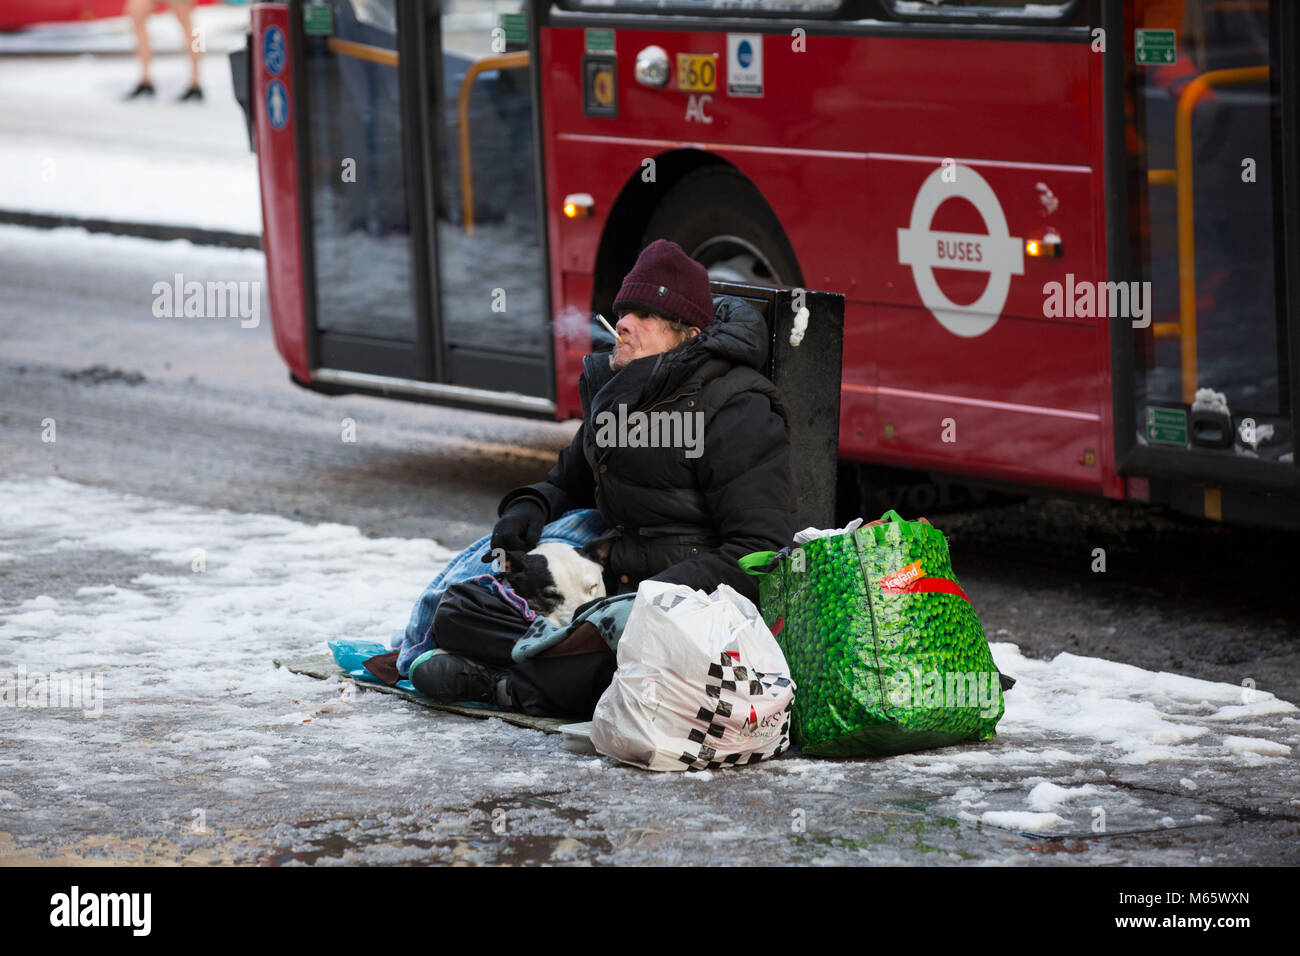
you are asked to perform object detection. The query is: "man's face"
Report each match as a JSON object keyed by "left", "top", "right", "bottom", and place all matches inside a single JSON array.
[{"left": 610, "top": 310, "right": 699, "bottom": 371}]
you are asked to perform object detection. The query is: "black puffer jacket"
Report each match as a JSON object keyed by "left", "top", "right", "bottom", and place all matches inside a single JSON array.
[{"left": 498, "top": 296, "right": 795, "bottom": 602}]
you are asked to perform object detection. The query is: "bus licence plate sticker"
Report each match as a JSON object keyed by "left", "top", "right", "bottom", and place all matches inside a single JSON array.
[
  {"left": 676, "top": 53, "right": 717, "bottom": 93},
  {"left": 727, "top": 35, "right": 762, "bottom": 97},
  {"left": 303, "top": 3, "right": 333, "bottom": 37},
  {"left": 499, "top": 13, "right": 527, "bottom": 46},
  {"left": 585, "top": 28, "right": 615, "bottom": 53},
  {"left": 1135, "top": 29, "right": 1177, "bottom": 65},
  {"left": 584, "top": 54, "right": 617, "bottom": 118},
  {"left": 1145, "top": 407, "right": 1188, "bottom": 445}
]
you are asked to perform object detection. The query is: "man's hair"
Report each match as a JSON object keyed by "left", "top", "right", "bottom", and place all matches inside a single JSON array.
[{"left": 662, "top": 317, "right": 695, "bottom": 344}]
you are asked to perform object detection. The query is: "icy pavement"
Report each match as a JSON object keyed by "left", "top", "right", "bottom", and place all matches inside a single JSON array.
[
  {"left": 1, "top": 477, "right": 1297, "bottom": 865},
  {"left": 0, "top": 7, "right": 259, "bottom": 234}
]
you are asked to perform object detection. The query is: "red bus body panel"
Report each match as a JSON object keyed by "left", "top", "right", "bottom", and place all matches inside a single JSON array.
[
  {"left": 539, "top": 26, "right": 1123, "bottom": 497},
  {"left": 251, "top": 3, "right": 311, "bottom": 385}
]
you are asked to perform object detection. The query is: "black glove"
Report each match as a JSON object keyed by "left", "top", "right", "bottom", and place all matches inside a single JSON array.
[{"left": 488, "top": 498, "right": 546, "bottom": 557}]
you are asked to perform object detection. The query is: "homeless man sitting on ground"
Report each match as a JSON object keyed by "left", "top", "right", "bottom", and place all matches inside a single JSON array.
[{"left": 395, "top": 239, "right": 795, "bottom": 718}]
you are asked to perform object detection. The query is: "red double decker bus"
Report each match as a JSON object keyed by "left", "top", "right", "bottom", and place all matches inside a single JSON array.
[{"left": 233, "top": 0, "right": 1299, "bottom": 525}]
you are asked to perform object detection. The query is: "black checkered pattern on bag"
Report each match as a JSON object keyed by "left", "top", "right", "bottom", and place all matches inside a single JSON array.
[{"left": 677, "top": 653, "right": 793, "bottom": 770}]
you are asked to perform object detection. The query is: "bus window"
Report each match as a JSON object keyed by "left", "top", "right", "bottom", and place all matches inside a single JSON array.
[
  {"left": 1126, "top": 0, "right": 1288, "bottom": 460},
  {"left": 432, "top": 0, "right": 552, "bottom": 391},
  {"left": 556, "top": 0, "right": 843, "bottom": 11},
  {"left": 885, "top": 0, "right": 1076, "bottom": 17},
  {"left": 303, "top": 0, "right": 420, "bottom": 347}
]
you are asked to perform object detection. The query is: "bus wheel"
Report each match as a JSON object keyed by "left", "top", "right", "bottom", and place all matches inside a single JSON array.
[{"left": 644, "top": 168, "right": 801, "bottom": 287}]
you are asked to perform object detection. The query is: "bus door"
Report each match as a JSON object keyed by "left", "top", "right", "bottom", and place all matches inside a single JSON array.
[
  {"left": 296, "top": 0, "right": 555, "bottom": 413},
  {"left": 1110, "top": 0, "right": 1299, "bottom": 513}
]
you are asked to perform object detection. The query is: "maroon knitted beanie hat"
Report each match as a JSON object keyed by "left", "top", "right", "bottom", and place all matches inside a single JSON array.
[{"left": 612, "top": 239, "right": 714, "bottom": 330}]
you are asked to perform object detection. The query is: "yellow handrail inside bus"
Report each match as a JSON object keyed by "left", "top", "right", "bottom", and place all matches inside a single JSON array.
[
  {"left": 458, "top": 52, "right": 530, "bottom": 237},
  {"left": 1146, "top": 65, "right": 1269, "bottom": 405},
  {"left": 326, "top": 37, "right": 399, "bottom": 68}
]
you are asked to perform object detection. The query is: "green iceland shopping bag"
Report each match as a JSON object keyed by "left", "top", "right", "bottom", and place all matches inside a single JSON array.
[{"left": 739, "top": 510, "right": 1005, "bottom": 757}]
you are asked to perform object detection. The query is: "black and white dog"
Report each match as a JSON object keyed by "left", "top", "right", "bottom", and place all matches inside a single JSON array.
[{"left": 488, "top": 536, "right": 616, "bottom": 627}]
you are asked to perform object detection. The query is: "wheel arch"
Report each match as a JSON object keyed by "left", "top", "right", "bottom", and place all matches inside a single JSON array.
[{"left": 590, "top": 149, "right": 802, "bottom": 317}]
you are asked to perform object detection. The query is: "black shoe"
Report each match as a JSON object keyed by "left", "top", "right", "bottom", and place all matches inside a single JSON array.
[
  {"left": 410, "top": 651, "right": 514, "bottom": 707},
  {"left": 178, "top": 86, "right": 204, "bottom": 102},
  {"left": 124, "top": 81, "right": 155, "bottom": 100}
]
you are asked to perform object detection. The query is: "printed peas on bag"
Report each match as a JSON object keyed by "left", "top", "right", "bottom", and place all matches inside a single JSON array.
[{"left": 739, "top": 510, "right": 1006, "bottom": 758}]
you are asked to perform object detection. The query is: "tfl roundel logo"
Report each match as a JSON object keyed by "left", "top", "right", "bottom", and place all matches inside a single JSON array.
[
  {"left": 897, "top": 164, "right": 1024, "bottom": 338},
  {"left": 264, "top": 26, "right": 285, "bottom": 76}
]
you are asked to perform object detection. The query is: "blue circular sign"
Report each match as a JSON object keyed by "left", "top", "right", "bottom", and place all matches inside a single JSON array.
[
  {"left": 266, "top": 80, "right": 289, "bottom": 130},
  {"left": 264, "top": 26, "right": 285, "bottom": 76},
  {"left": 737, "top": 40, "right": 753, "bottom": 69}
]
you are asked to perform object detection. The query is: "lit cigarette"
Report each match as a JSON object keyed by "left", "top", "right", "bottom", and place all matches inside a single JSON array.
[{"left": 596, "top": 313, "right": 624, "bottom": 345}]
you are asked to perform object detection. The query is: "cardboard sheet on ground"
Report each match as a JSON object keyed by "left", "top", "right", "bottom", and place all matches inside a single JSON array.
[{"left": 274, "top": 640, "right": 574, "bottom": 735}]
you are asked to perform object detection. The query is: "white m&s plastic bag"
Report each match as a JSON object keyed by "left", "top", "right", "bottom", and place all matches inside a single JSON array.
[{"left": 590, "top": 580, "right": 795, "bottom": 772}]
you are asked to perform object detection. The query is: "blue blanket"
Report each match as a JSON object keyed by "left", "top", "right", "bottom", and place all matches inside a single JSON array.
[{"left": 389, "top": 508, "right": 613, "bottom": 678}]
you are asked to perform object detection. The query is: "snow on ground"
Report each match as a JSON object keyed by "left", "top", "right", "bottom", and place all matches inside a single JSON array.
[
  {"left": 1, "top": 477, "right": 1297, "bottom": 862},
  {"left": 980, "top": 810, "right": 1064, "bottom": 833},
  {"left": 0, "top": 476, "right": 447, "bottom": 675},
  {"left": 0, "top": 6, "right": 259, "bottom": 233},
  {"left": 1026, "top": 782, "right": 1101, "bottom": 812}
]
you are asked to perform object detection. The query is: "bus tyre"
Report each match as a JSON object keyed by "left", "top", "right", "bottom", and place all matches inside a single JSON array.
[{"left": 644, "top": 168, "right": 801, "bottom": 287}]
